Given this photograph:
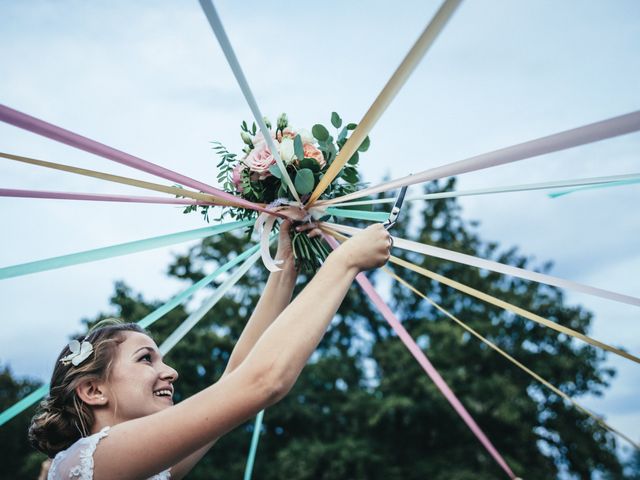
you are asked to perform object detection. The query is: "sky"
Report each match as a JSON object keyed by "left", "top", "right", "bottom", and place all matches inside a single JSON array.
[{"left": 1, "top": 0, "right": 639, "bottom": 464}]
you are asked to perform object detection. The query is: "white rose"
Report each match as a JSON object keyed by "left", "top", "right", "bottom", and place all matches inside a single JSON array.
[
  {"left": 279, "top": 137, "right": 295, "bottom": 164},
  {"left": 298, "top": 128, "right": 315, "bottom": 145}
]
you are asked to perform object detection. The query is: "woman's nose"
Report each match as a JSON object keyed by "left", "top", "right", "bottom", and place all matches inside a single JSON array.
[{"left": 161, "top": 363, "right": 179, "bottom": 382}]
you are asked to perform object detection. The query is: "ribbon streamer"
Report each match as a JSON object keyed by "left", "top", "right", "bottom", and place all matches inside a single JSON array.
[
  {"left": 253, "top": 213, "right": 283, "bottom": 272},
  {"left": 0, "top": 241, "right": 263, "bottom": 426},
  {"left": 324, "top": 222, "right": 640, "bottom": 308},
  {"left": 321, "top": 110, "right": 640, "bottom": 205},
  {"left": 243, "top": 410, "right": 265, "bottom": 480},
  {"left": 306, "top": 0, "right": 463, "bottom": 206},
  {"left": 0, "top": 188, "right": 210, "bottom": 205},
  {"left": 324, "top": 172, "right": 640, "bottom": 207},
  {"left": 159, "top": 248, "right": 262, "bottom": 354},
  {"left": 324, "top": 234, "right": 518, "bottom": 478},
  {"left": 1, "top": 152, "right": 230, "bottom": 206},
  {"left": 0, "top": 104, "right": 273, "bottom": 214},
  {"left": 0, "top": 384, "right": 50, "bottom": 428},
  {"left": 306, "top": 0, "right": 462, "bottom": 206},
  {"left": 550, "top": 177, "right": 640, "bottom": 198},
  {"left": 138, "top": 243, "right": 262, "bottom": 330},
  {"left": 324, "top": 207, "right": 388, "bottom": 223},
  {"left": 387, "top": 254, "right": 640, "bottom": 365},
  {"left": 384, "top": 267, "right": 640, "bottom": 450},
  {"left": 198, "top": 0, "right": 300, "bottom": 204},
  {"left": 0, "top": 219, "right": 253, "bottom": 280}
]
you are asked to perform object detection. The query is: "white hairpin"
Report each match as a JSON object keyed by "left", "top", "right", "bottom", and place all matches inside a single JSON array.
[{"left": 60, "top": 340, "right": 94, "bottom": 367}]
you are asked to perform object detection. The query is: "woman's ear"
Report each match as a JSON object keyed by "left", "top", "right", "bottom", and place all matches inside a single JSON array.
[{"left": 75, "top": 380, "right": 108, "bottom": 406}]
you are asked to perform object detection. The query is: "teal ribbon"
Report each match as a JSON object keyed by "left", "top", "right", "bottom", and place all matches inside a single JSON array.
[
  {"left": 139, "top": 243, "right": 260, "bottom": 329},
  {"left": 0, "top": 219, "right": 254, "bottom": 280},
  {"left": 159, "top": 247, "right": 263, "bottom": 355},
  {"left": 243, "top": 410, "right": 265, "bottom": 480},
  {"left": 0, "top": 384, "right": 50, "bottom": 427},
  {"left": 0, "top": 238, "right": 260, "bottom": 426},
  {"left": 549, "top": 178, "right": 640, "bottom": 198},
  {"left": 325, "top": 207, "right": 388, "bottom": 222}
]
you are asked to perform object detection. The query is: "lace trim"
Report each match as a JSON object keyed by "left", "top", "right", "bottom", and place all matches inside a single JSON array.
[{"left": 48, "top": 426, "right": 170, "bottom": 479}]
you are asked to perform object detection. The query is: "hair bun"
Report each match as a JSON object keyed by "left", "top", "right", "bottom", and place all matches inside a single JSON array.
[{"left": 28, "top": 397, "right": 81, "bottom": 457}]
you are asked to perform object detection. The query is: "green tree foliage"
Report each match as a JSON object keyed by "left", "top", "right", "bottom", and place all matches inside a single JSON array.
[
  {"left": 0, "top": 366, "right": 47, "bottom": 479},
  {"left": 2, "top": 179, "right": 634, "bottom": 478}
]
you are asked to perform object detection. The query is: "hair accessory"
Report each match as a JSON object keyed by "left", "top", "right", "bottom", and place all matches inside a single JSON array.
[{"left": 60, "top": 340, "right": 94, "bottom": 366}]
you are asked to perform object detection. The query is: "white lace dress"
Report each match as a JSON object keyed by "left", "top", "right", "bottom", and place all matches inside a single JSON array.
[{"left": 48, "top": 426, "right": 171, "bottom": 479}]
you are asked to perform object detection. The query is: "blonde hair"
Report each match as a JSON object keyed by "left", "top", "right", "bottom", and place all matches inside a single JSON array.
[{"left": 28, "top": 319, "right": 149, "bottom": 457}]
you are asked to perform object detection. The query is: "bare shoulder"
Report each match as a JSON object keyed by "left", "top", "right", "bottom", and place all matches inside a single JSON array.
[{"left": 93, "top": 364, "right": 276, "bottom": 480}]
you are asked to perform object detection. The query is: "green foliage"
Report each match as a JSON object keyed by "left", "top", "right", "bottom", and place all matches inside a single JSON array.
[
  {"left": 2, "top": 179, "right": 633, "bottom": 478},
  {"left": 331, "top": 112, "right": 342, "bottom": 129},
  {"left": 312, "top": 124, "right": 330, "bottom": 142},
  {"left": 0, "top": 366, "right": 47, "bottom": 479},
  {"left": 294, "top": 168, "right": 314, "bottom": 195}
]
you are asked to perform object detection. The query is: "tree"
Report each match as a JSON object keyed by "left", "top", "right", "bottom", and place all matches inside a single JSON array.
[
  {"left": 2, "top": 179, "right": 634, "bottom": 478},
  {"left": 0, "top": 366, "right": 48, "bottom": 479}
]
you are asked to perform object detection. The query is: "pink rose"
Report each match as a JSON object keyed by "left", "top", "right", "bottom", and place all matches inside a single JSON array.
[
  {"left": 231, "top": 163, "right": 245, "bottom": 192},
  {"left": 303, "top": 143, "right": 326, "bottom": 169},
  {"left": 244, "top": 132, "right": 276, "bottom": 178}
]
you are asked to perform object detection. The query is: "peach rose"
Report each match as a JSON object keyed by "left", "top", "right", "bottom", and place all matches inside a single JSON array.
[
  {"left": 277, "top": 127, "right": 297, "bottom": 142},
  {"left": 303, "top": 143, "right": 326, "bottom": 169}
]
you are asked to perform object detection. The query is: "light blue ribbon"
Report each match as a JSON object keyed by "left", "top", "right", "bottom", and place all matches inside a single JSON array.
[
  {"left": 243, "top": 410, "right": 265, "bottom": 480},
  {"left": 0, "top": 384, "right": 50, "bottom": 427},
  {"left": 325, "top": 207, "right": 388, "bottom": 222},
  {"left": 0, "top": 219, "right": 253, "bottom": 280},
  {"left": 0, "top": 240, "right": 261, "bottom": 426},
  {"left": 549, "top": 178, "right": 640, "bottom": 198}
]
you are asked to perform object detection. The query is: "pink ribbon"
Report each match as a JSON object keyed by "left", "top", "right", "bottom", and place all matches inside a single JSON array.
[
  {"left": 0, "top": 188, "right": 211, "bottom": 205},
  {"left": 0, "top": 104, "right": 274, "bottom": 215},
  {"left": 324, "top": 235, "right": 517, "bottom": 479}
]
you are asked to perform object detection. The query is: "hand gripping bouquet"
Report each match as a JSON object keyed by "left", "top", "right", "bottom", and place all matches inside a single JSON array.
[{"left": 182, "top": 112, "right": 370, "bottom": 273}]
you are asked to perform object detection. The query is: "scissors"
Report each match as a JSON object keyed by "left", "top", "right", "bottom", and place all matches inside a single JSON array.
[{"left": 383, "top": 186, "right": 408, "bottom": 231}]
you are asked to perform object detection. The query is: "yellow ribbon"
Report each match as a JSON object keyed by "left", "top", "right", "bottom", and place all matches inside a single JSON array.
[
  {"left": 388, "top": 255, "right": 640, "bottom": 365},
  {"left": 305, "top": 0, "right": 463, "bottom": 206},
  {"left": 0, "top": 152, "right": 240, "bottom": 207},
  {"left": 321, "top": 225, "right": 639, "bottom": 366},
  {"left": 383, "top": 266, "right": 640, "bottom": 450}
]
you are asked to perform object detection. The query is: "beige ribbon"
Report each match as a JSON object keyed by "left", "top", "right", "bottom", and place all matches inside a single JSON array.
[
  {"left": 319, "top": 110, "right": 640, "bottom": 206},
  {"left": 321, "top": 224, "right": 639, "bottom": 364},
  {"left": 388, "top": 255, "right": 640, "bottom": 365},
  {"left": 323, "top": 221, "right": 640, "bottom": 307},
  {"left": 383, "top": 266, "right": 639, "bottom": 450},
  {"left": 305, "top": 0, "right": 463, "bottom": 206},
  {"left": 0, "top": 151, "right": 240, "bottom": 206}
]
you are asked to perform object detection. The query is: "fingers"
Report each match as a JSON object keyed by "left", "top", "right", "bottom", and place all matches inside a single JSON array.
[
  {"left": 294, "top": 222, "right": 319, "bottom": 233},
  {"left": 307, "top": 228, "right": 323, "bottom": 239},
  {"left": 279, "top": 219, "right": 292, "bottom": 236}
]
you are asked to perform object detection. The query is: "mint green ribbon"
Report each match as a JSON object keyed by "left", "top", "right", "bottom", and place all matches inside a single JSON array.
[
  {"left": 549, "top": 178, "right": 640, "bottom": 198},
  {"left": 0, "top": 238, "right": 260, "bottom": 426},
  {"left": 325, "top": 207, "right": 388, "bottom": 222},
  {"left": 243, "top": 410, "right": 265, "bottom": 480},
  {"left": 0, "top": 219, "right": 254, "bottom": 280},
  {"left": 0, "top": 384, "right": 50, "bottom": 427}
]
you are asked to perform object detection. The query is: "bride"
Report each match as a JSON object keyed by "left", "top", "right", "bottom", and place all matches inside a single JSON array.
[{"left": 29, "top": 222, "right": 391, "bottom": 479}]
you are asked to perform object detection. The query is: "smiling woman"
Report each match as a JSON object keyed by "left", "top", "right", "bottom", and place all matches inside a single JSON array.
[{"left": 26, "top": 222, "right": 392, "bottom": 480}]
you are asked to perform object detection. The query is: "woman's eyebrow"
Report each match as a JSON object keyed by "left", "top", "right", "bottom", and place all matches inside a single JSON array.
[{"left": 131, "top": 346, "right": 157, "bottom": 357}]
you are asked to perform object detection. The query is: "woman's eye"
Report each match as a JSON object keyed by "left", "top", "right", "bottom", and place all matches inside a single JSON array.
[{"left": 139, "top": 353, "right": 152, "bottom": 363}]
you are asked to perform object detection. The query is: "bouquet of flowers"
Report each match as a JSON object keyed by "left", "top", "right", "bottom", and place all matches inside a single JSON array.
[{"left": 184, "top": 112, "right": 370, "bottom": 272}]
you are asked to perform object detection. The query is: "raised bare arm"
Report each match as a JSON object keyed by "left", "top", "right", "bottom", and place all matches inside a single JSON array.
[
  {"left": 92, "top": 224, "right": 390, "bottom": 480},
  {"left": 170, "top": 222, "right": 298, "bottom": 478}
]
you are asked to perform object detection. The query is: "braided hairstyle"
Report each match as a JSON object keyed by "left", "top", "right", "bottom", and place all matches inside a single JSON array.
[{"left": 28, "top": 320, "right": 149, "bottom": 457}]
